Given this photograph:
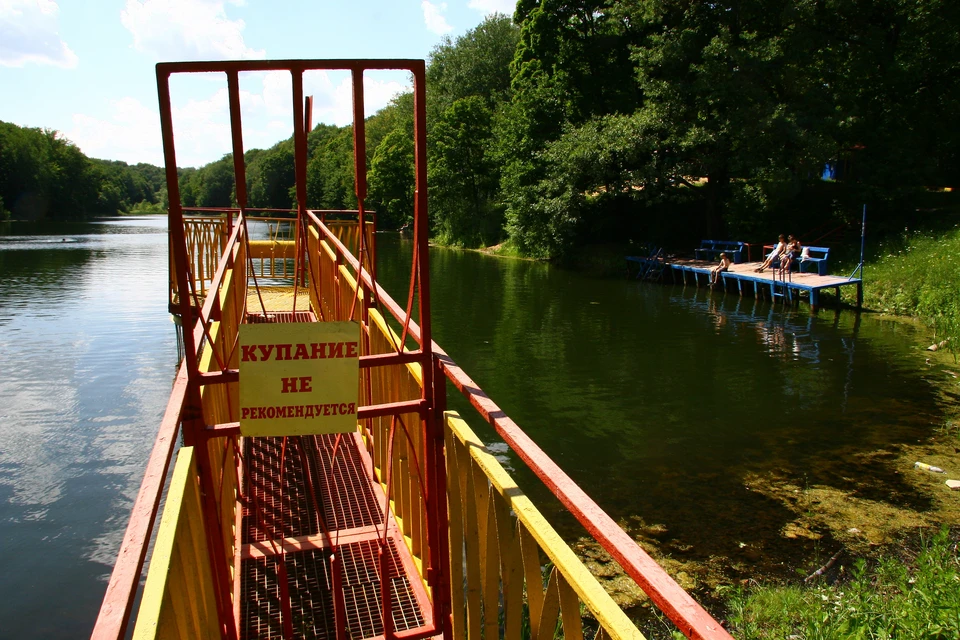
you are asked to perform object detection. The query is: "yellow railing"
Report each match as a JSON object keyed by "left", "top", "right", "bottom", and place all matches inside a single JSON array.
[
  {"left": 364, "top": 308, "right": 430, "bottom": 579},
  {"left": 176, "top": 214, "right": 376, "bottom": 295},
  {"left": 247, "top": 239, "right": 296, "bottom": 278},
  {"left": 132, "top": 447, "right": 221, "bottom": 640},
  {"left": 304, "top": 217, "right": 646, "bottom": 639},
  {"left": 171, "top": 216, "right": 227, "bottom": 308},
  {"left": 139, "top": 214, "right": 656, "bottom": 639},
  {"left": 445, "top": 412, "right": 644, "bottom": 640}
]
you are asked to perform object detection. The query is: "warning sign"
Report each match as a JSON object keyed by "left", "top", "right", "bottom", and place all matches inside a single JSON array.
[{"left": 239, "top": 321, "right": 360, "bottom": 436}]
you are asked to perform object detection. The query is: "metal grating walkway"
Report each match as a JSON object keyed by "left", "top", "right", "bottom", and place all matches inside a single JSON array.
[{"left": 239, "top": 434, "right": 430, "bottom": 640}]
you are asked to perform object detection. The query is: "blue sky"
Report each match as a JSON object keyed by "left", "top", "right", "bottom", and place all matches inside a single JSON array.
[{"left": 0, "top": 0, "right": 515, "bottom": 167}]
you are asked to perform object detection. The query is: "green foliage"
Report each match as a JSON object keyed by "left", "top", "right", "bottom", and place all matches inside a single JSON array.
[
  {"left": 91, "top": 159, "right": 165, "bottom": 213},
  {"left": 863, "top": 227, "right": 960, "bottom": 358},
  {"left": 424, "top": 13, "right": 519, "bottom": 246},
  {"left": 192, "top": 156, "right": 236, "bottom": 208},
  {"left": 0, "top": 120, "right": 165, "bottom": 219},
  {"left": 366, "top": 93, "right": 415, "bottom": 229},
  {"left": 428, "top": 96, "right": 503, "bottom": 247},
  {"left": 498, "top": 0, "right": 960, "bottom": 258},
  {"left": 246, "top": 142, "right": 294, "bottom": 209},
  {"left": 427, "top": 13, "right": 519, "bottom": 113},
  {"left": 368, "top": 128, "right": 414, "bottom": 230},
  {"left": 727, "top": 528, "right": 960, "bottom": 639},
  {"left": 306, "top": 126, "right": 356, "bottom": 211},
  {"left": 499, "top": 1, "right": 642, "bottom": 256},
  {"left": 126, "top": 200, "right": 165, "bottom": 215}
]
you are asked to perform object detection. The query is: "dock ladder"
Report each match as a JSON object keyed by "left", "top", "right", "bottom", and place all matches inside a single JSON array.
[
  {"left": 633, "top": 245, "right": 667, "bottom": 281},
  {"left": 771, "top": 265, "right": 792, "bottom": 304}
]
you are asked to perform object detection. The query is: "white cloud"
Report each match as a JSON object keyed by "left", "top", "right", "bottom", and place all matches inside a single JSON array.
[
  {"left": 467, "top": 0, "right": 516, "bottom": 15},
  {"left": 421, "top": 0, "right": 452, "bottom": 35},
  {"left": 68, "top": 72, "right": 411, "bottom": 167},
  {"left": 273, "top": 70, "right": 410, "bottom": 128},
  {"left": 120, "top": 0, "right": 265, "bottom": 61},
  {"left": 68, "top": 97, "right": 163, "bottom": 165},
  {"left": 311, "top": 73, "right": 409, "bottom": 127},
  {"left": 0, "top": 0, "right": 78, "bottom": 68}
]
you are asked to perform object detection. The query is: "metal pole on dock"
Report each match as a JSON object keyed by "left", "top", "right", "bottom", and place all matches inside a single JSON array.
[{"left": 849, "top": 205, "right": 865, "bottom": 281}]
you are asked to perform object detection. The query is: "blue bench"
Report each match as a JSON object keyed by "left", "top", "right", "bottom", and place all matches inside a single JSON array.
[
  {"left": 694, "top": 240, "right": 746, "bottom": 264},
  {"left": 799, "top": 246, "right": 830, "bottom": 276}
]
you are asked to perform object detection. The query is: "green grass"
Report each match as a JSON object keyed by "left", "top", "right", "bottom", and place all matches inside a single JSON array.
[
  {"left": 123, "top": 201, "right": 166, "bottom": 215},
  {"left": 863, "top": 227, "right": 960, "bottom": 358},
  {"left": 726, "top": 527, "right": 960, "bottom": 639}
]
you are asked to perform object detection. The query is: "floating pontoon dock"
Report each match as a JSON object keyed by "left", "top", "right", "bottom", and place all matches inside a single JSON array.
[{"left": 627, "top": 256, "right": 863, "bottom": 311}]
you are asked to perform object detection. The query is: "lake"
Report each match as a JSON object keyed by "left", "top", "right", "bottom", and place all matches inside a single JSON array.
[{"left": 0, "top": 217, "right": 947, "bottom": 635}]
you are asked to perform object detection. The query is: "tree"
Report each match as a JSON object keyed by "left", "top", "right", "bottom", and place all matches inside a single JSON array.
[
  {"left": 368, "top": 127, "right": 415, "bottom": 229},
  {"left": 427, "top": 13, "right": 520, "bottom": 113},
  {"left": 306, "top": 127, "right": 356, "bottom": 210},
  {"left": 365, "top": 93, "right": 415, "bottom": 228},
  {"left": 497, "top": 0, "right": 641, "bottom": 256},
  {"left": 426, "top": 13, "right": 519, "bottom": 245},
  {"left": 247, "top": 142, "right": 295, "bottom": 209},
  {"left": 193, "top": 156, "right": 235, "bottom": 208},
  {"left": 428, "top": 96, "right": 502, "bottom": 246}
]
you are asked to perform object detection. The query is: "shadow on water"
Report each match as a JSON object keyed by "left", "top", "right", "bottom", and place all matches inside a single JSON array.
[{"left": 377, "top": 234, "right": 949, "bottom": 592}]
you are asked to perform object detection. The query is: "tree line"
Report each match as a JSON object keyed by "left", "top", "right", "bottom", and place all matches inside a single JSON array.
[
  {"left": 0, "top": 120, "right": 166, "bottom": 220},
  {"left": 497, "top": 0, "right": 960, "bottom": 259},
  {"left": 4, "top": 2, "right": 957, "bottom": 261},
  {"left": 174, "top": 1, "right": 960, "bottom": 259}
]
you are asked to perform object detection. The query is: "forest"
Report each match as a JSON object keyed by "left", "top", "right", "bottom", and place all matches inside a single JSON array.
[
  {"left": 0, "top": 120, "right": 166, "bottom": 220},
  {"left": 2, "top": 1, "right": 958, "bottom": 261}
]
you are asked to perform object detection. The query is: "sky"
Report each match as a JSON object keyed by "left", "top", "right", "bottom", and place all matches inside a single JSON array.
[{"left": 0, "top": 0, "right": 516, "bottom": 167}]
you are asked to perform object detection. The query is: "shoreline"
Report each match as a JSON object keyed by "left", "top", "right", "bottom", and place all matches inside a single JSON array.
[{"left": 575, "top": 317, "right": 959, "bottom": 629}]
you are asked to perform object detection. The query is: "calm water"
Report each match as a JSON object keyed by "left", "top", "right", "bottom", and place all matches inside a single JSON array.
[{"left": 0, "top": 219, "right": 947, "bottom": 635}]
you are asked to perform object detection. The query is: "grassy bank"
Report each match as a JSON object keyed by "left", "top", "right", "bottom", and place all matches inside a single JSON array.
[
  {"left": 860, "top": 227, "right": 960, "bottom": 358},
  {"left": 725, "top": 527, "right": 960, "bottom": 639},
  {"left": 715, "top": 228, "right": 960, "bottom": 638}
]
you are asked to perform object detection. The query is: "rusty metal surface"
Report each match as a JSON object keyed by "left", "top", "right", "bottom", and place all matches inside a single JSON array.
[{"left": 240, "top": 434, "right": 429, "bottom": 640}]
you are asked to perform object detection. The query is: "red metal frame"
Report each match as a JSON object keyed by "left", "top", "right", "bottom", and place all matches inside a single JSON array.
[
  {"left": 94, "top": 56, "right": 730, "bottom": 640},
  {"left": 93, "top": 59, "right": 445, "bottom": 640}
]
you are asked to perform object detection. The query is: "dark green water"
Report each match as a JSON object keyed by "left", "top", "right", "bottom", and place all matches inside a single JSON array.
[
  {"left": 377, "top": 234, "right": 948, "bottom": 582},
  {"left": 0, "top": 220, "right": 948, "bottom": 635}
]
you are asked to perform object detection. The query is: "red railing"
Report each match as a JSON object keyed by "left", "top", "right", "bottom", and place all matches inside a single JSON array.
[{"left": 92, "top": 58, "right": 732, "bottom": 640}]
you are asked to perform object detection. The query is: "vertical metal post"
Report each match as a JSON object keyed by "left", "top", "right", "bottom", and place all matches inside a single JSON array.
[
  {"left": 157, "top": 64, "right": 238, "bottom": 640},
  {"left": 410, "top": 60, "right": 450, "bottom": 637},
  {"left": 227, "top": 70, "right": 248, "bottom": 211},
  {"left": 292, "top": 67, "right": 309, "bottom": 290},
  {"left": 351, "top": 67, "right": 373, "bottom": 280},
  {"left": 305, "top": 95, "right": 313, "bottom": 135},
  {"left": 432, "top": 355, "right": 452, "bottom": 638},
  {"left": 849, "top": 204, "right": 866, "bottom": 282},
  {"left": 157, "top": 67, "right": 200, "bottom": 388},
  {"left": 859, "top": 204, "right": 866, "bottom": 275}
]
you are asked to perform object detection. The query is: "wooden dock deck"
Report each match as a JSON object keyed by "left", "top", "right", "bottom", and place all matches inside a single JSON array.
[{"left": 627, "top": 255, "right": 863, "bottom": 311}]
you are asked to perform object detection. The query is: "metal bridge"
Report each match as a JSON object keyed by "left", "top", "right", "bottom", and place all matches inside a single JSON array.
[{"left": 92, "top": 59, "right": 732, "bottom": 640}]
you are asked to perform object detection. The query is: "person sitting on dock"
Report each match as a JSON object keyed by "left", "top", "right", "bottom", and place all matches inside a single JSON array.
[
  {"left": 778, "top": 237, "right": 802, "bottom": 275},
  {"left": 755, "top": 234, "right": 786, "bottom": 272},
  {"left": 709, "top": 252, "right": 733, "bottom": 286}
]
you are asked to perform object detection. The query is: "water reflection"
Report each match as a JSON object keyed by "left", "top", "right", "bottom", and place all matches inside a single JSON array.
[
  {"left": 375, "top": 234, "right": 946, "bottom": 584},
  {"left": 0, "top": 216, "right": 176, "bottom": 638},
  {"left": 0, "top": 226, "right": 947, "bottom": 635}
]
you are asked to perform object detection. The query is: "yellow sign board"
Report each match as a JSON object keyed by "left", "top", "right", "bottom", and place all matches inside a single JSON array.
[{"left": 239, "top": 321, "right": 360, "bottom": 436}]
